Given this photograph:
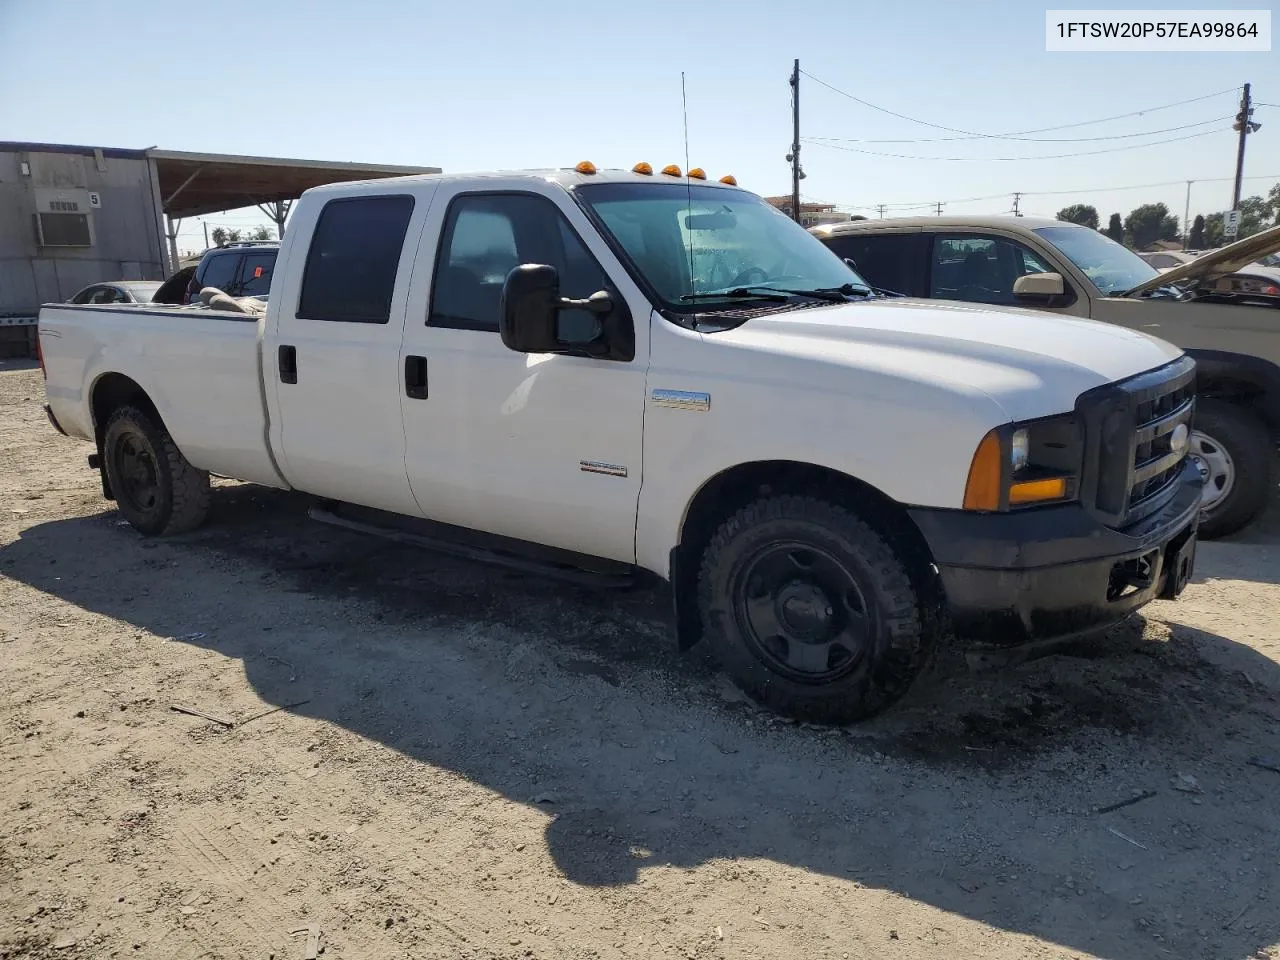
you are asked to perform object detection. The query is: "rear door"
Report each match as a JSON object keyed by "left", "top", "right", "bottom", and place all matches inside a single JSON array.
[{"left": 266, "top": 189, "right": 432, "bottom": 515}]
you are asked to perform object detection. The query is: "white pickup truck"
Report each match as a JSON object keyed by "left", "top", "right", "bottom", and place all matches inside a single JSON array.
[{"left": 38, "top": 163, "right": 1203, "bottom": 723}]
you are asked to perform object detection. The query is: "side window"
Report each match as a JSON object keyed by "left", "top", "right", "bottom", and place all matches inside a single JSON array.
[
  {"left": 823, "top": 233, "right": 928, "bottom": 296},
  {"left": 91, "top": 287, "right": 119, "bottom": 304},
  {"left": 72, "top": 286, "right": 99, "bottom": 304},
  {"left": 198, "top": 253, "right": 241, "bottom": 295},
  {"left": 429, "top": 193, "right": 611, "bottom": 340},
  {"left": 930, "top": 235, "right": 1052, "bottom": 306},
  {"left": 238, "top": 252, "right": 276, "bottom": 297},
  {"left": 108, "top": 286, "right": 131, "bottom": 304},
  {"left": 298, "top": 195, "right": 416, "bottom": 323}
]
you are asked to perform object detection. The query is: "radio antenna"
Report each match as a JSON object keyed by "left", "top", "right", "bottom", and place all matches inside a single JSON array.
[{"left": 682, "top": 71, "right": 696, "bottom": 297}]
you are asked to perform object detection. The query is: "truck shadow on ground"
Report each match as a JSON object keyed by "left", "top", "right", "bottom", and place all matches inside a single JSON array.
[{"left": 3, "top": 481, "right": 1279, "bottom": 960}]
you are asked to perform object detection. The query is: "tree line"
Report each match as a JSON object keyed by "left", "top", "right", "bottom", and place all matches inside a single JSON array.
[
  {"left": 210, "top": 225, "right": 275, "bottom": 246},
  {"left": 1056, "top": 183, "right": 1280, "bottom": 251}
]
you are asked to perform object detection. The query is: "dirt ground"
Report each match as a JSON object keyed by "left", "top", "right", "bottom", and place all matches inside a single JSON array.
[{"left": 2, "top": 359, "right": 1278, "bottom": 960}]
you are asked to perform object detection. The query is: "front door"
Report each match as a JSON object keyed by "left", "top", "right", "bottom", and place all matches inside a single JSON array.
[
  {"left": 266, "top": 189, "right": 431, "bottom": 516},
  {"left": 398, "top": 186, "right": 649, "bottom": 563}
]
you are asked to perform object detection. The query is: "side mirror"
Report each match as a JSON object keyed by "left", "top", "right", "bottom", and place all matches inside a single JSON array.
[
  {"left": 499, "top": 264, "right": 618, "bottom": 357},
  {"left": 1013, "top": 271, "right": 1065, "bottom": 300}
]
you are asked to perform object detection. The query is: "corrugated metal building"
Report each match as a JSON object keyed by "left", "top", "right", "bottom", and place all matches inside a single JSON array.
[{"left": 1, "top": 142, "right": 168, "bottom": 320}]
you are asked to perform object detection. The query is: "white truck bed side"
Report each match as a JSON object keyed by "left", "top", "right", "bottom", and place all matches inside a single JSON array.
[{"left": 38, "top": 304, "right": 287, "bottom": 489}]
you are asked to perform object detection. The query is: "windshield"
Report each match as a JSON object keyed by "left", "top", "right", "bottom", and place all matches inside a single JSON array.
[
  {"left": 1031, "top": 225, "right": 1159, "bottom": 296},
  {"left": 575, "top": 182, "right": 866, "bottom": 308}
]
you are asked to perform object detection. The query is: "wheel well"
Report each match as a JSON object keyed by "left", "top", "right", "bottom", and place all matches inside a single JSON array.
[
  {"left": 670, "top": 461, "right": 943, "bottom": 649},
  {"left": 89, "top": 373, "right": 163, "bottom": 501},
  {"left": 1198, "top": 374, "right": 1278, "bottom": 434},
  {"left": 90, "top": 373, "right": 161, "bottom": 442}
]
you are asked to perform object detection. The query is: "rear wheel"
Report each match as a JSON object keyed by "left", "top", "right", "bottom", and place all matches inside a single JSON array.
[
  {"left": 1192, "top": 399, "right": 1273, "bottom": 540},
  {"left": 697, "top": 495, "right": 932, "bottom": 724},
  {"left": 103, "top": 406, "right": 211, "bottom": 536}
]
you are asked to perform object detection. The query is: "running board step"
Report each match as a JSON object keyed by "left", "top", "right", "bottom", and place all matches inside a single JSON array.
[{"left": 307, "top": 503, "right": 637, "bottom": 589}]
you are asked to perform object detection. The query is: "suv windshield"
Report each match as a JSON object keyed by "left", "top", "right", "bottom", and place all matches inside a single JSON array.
[
  {"left": 1031, "top": 225, "right": 1159, "bottom": 296},
  {"left": 575, "top": 182, "right": 866, "bottom": 309}
]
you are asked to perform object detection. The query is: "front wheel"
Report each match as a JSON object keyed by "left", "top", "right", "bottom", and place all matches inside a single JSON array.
[
  {"left": 697, "top": 495, "right": 932, "bottom": 724},
  {"left": 103, "top": 406, "right": 211, "bottom": 536},
  {"left": 1191, "top": 400, "right": 1273, "bottom": 540}
]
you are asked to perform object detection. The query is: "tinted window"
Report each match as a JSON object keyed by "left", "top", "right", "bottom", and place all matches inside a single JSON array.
[
  {"left": 930, "top": 235, "right": 1056, "bottom": 306},
  {"left": 198, "top": 253, "right": 242, "bottom": 295},
  {"left": 429, "top": 193, "right": 610, "bottom": 341},
  {"left": 822, "top": 233, "right": 928, "bottom": 297},
  {"left": 71, "top": 286, "right": 99, "bottom": 304},
  {"left": 239, "top": 251, "right": 276, "bottom": 297},
  {"left": 298, "top": 196, "right": 415, "bottom": 323}
]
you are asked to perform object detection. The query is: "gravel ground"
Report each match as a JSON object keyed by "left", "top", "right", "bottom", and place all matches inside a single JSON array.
[{"left": 2, "top": 358, "right": 1278, "bottom": 960}]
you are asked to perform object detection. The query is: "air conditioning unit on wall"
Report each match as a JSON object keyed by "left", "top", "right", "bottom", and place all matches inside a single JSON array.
[{"left": 32, "top": 188, "right": 95, "bottom": 247}]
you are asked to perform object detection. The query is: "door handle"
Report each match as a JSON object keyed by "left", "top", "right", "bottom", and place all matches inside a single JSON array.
[
  {"left": 278, "top": 345, "right": 297, "bottom": 384},
  {"left": 405, "top": 355, "right": 428, "bottom": 399}
]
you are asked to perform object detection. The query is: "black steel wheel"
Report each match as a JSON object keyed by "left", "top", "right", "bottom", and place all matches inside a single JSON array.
[
  {"left": 698, "top": 494, "right": 931, "bottom": 724},
  {"left": 102, "top": 406, "right": 211, "bottom": 536}
]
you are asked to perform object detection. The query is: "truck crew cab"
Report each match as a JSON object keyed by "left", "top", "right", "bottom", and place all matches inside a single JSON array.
[{"left": 39, "top": 162, "right": 1202, "bottom": 723}]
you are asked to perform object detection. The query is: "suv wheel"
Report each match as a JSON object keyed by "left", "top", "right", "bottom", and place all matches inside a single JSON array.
[{"left": 1191, "top": 399, "right": 1273, "bottom": 539}]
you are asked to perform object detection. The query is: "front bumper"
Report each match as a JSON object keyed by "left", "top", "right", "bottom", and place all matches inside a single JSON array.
[{"left": 908, "top": 460, "right": 1202, "bottom": 647}]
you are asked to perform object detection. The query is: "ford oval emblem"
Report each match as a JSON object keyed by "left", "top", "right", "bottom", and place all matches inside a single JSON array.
[{"left": 1170, "top": 423, "right": 1190, "bottom": 455}]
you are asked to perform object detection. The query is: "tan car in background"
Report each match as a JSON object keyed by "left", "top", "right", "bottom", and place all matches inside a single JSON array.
[{"left": 812, "top": 217, "right": 1280, "bottom": 538}]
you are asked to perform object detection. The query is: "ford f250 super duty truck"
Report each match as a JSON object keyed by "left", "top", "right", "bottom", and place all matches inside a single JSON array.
[{"left": 38, "top": 162, "right": 1202, "bottom": 724}]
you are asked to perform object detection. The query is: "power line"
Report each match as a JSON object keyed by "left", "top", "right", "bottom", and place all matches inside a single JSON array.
[
  {"left": 804, "top": 126, "right": 1227, "bottom": 162},
  {"left": 826, "top": 173, "right": 1280, "bottom": 213},
  {"left": 800, "top": 70, "right": 1239, "bottom": 140},
  {"left": 806, "top": 114, "right": 1233, "bottom": 145}
]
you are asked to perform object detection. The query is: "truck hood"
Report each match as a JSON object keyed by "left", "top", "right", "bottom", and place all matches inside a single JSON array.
[
  {"left": 1125, "top": 223, "right": 1280, "bottom": 295},
  {"left": 716, "top": 296, "right": 1184, "bottom": 421}
]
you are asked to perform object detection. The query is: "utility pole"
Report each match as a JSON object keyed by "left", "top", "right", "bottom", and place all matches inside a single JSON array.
[
  {"left": 202, "top": 221, "right": 209, "bottom": 250},
  {"left": 1231, "top": 82, "right": 1259, "bottom": 210},
  {"left": 1012, "top": 192, "right": 1022, "bottom": 217},
  {"left": 787, "top": 59, "right": 802, "bottom": 223},
  {"left": 1182, "top": 180, "right": 1193, "bottom": 250},
  {"left": 876, "top": 204, "right": 886, "bottom": 218},
  {"left": 934, "top": 201, "right": 943, "bottom": 216}
]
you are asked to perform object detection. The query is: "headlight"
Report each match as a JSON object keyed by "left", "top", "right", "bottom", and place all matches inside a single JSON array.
[{"left": 963, "top": 415, "right": 1082, "bottom": 511}]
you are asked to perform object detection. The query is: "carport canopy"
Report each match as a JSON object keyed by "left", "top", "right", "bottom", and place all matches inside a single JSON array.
[{"left": 149, "top": 149, "right": 441, "bottom": 218}]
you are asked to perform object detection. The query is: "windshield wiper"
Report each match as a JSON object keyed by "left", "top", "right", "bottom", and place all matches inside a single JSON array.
[
  {"left": 680, "top": 282, "right": 871, "bottom": 304},
  {"left": 680, "top": 287, "right": 791, "bottom": 302}
]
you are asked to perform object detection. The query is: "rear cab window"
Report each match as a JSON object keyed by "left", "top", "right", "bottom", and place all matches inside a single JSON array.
[{"left": 297, "top": 195, "right": 416, "bottom": 323}]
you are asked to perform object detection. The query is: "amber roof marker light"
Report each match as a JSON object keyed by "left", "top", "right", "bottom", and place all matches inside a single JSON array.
[
  {"left": 687, "top": 167, "right": 706, "bottom": 180},
  {"left": 633, "top": 162, "right": 653, "bottom": 175},
  {"left": 661, "top": 164, "right": 682, "bottom": 177},
  {"left": 574, "top": 161, "right": 597, "bottom": 175},
  {"left": 719, "top": 174, "right": 737, "bottom": 185}
]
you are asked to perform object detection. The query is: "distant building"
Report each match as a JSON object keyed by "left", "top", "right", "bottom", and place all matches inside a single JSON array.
[
  {"left": 764, "top": 196, "right": 853, "bottom": 227},
  {"left": 1, "top": 142, "right": 169, "bottom": 322}
]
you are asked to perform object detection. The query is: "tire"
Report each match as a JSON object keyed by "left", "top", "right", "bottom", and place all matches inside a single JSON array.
[
  {"left": 1192, "top": 399, "right": 1273, "bottom": 540},
  {"left": 102, "top": 405, "right": 211, "bottom": 536},
  {"left": 697, "top": 495, "right": 932, "bottom": 725}
]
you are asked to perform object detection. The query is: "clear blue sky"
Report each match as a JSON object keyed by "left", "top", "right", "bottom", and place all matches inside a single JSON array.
[{"left": 2, "top": 0, "right": 1276, "bottom": 252}]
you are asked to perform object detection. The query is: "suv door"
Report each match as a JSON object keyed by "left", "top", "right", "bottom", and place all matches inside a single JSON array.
[
  {"left": 821, "top": 231, "right": 928, "bottom": 297},
  {"left": 927, "top": 232, "right": 1081, "bottom": 313},
  {"left": 398, "top": 186, "right": 648, "bottom": 563}
]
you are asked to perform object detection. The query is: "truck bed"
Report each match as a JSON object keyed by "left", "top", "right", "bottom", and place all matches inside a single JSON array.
[{"left": 38, "top": 303, "right": 286, "bottom": 489}]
